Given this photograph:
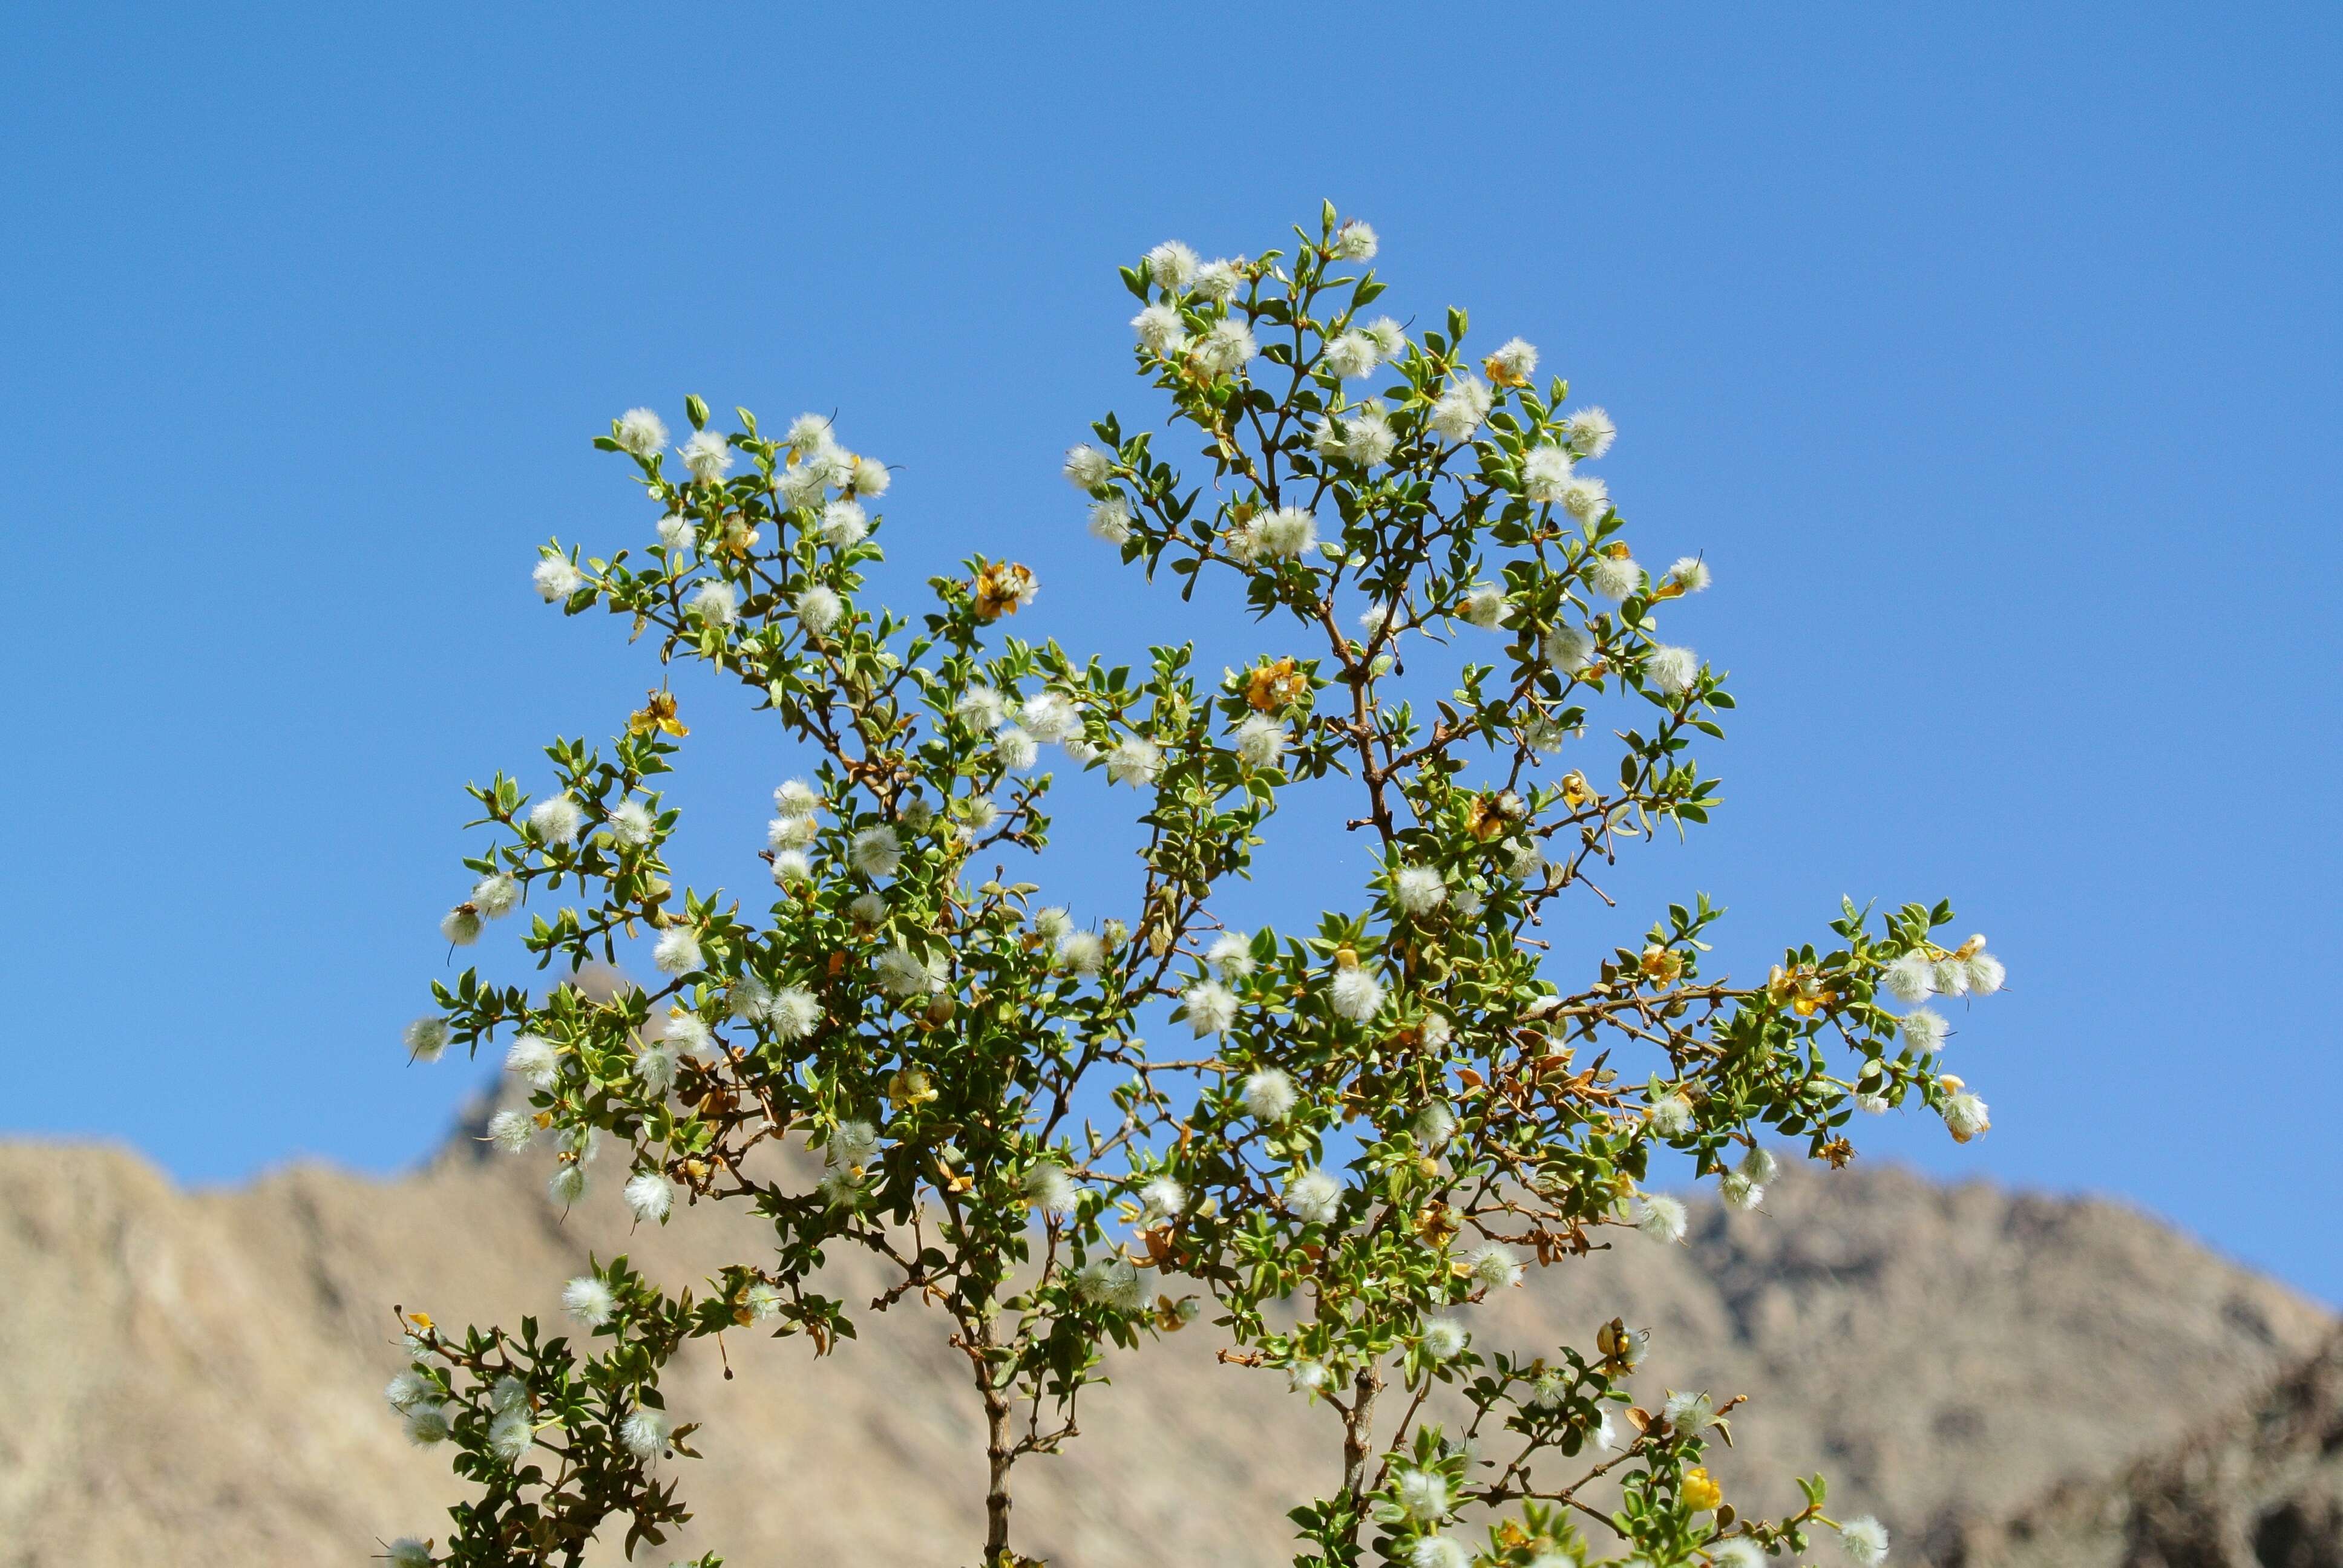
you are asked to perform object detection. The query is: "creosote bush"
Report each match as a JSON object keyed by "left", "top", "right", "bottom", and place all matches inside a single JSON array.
[{"left": 387, "top": 204, "right": 2003, "bottom": 1568}]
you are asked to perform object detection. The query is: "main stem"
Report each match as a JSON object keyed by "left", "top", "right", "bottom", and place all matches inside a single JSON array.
[
  {"left": 1340, "top": 1365, "right": 1384, "bottom": 1533},
  {"left": 977, "top": 1324, "right": 1016, "bottom": 1565}
]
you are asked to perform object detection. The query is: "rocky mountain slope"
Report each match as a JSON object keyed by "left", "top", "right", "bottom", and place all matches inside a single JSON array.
[
  {"left": 1961, "top": 1328, "right": 2343, "bottom": 1568},
  {"left": 0, "top": 1123, "right": 2325, "bottom": 1567}
]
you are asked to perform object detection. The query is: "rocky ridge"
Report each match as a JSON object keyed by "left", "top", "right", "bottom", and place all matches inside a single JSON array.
[
  {"left": 1961, "top": 1328, "right": 2343, "bottom": 1568},
  {"left": 0, "top": 1125, "right": 2325, "bottom": 1567}
]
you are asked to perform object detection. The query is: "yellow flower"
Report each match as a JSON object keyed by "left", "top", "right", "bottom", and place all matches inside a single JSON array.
[
  {"left": 629, "top": 690, "right": 689, "bottom": 739},
  {"left": 1463, "top": 789, "right": 1525, "bottom": 842},
  {"left": 1596, "top": 1316, "right": 1649, "bottom": 1374},
  {"left": 1682, "top": 1467, "right": 1723, "bottom": 1512},
  {"left": 973, "top": 561, "right": 1038, "bottom": 622},
  {"left": 1245, "top": 656, "right": 1309, "bottom": 712},
  {"left": 1484, "top": 353, "right": 1533, "bottom": 389}
]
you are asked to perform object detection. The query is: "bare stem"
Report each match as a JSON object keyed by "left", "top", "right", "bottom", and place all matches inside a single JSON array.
[
  {"left": 973, "top": 1321, "right": 1017, "bottom": 1565},
  {"left": 1341, "top": 1364, "right": 1384, "bottom": 1533}
]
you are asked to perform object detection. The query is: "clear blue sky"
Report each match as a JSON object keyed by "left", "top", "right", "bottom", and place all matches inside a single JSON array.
[{"left": 6, "top": 5, "right": 2338, "bottom": 1301}]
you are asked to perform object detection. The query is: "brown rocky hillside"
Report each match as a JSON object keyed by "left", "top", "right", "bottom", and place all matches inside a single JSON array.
[
  {"left": 0, "top": 1122, "right": 2325, "bottom": 1567},
  {"left": 1960, "top": 1327, "right": 2343, "bottom": 1568}
]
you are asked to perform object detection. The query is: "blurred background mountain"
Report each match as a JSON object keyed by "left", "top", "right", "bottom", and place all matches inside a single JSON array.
[{"left": 2, "top": 1121, "right": 2327, "bottom": 1566}]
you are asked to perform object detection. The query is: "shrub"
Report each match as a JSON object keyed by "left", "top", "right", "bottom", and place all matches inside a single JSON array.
[{"left": 387, "top": 204, "right": 1999, "bottom": 1568}]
